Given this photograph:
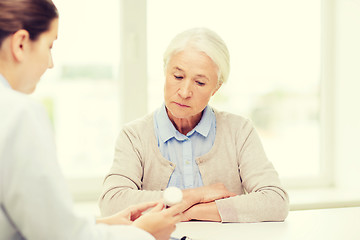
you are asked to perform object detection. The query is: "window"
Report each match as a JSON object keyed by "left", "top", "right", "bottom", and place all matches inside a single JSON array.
[
  {"left": 32, "top": 0, "right": 121, "bottom": 190},
  {"left": 147, "top": 0, "right": 327, "bottom": 187}
]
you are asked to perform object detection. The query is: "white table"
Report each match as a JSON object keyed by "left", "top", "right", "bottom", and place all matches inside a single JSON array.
[{"left": 171, "top": 207, "right": 360, "bottom": 240}]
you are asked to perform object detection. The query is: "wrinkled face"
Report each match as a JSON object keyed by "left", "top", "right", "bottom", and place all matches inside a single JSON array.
[
  {"left": 21, "top": 18, "right": 58, "bottom": 93},
  {"left": 164, "top": 48, "right": 220, "bottom": 121}
]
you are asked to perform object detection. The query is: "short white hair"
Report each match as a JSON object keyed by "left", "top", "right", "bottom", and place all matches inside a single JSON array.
[{"left": 163, "top": 28, "right": 230, "bottom": 85}]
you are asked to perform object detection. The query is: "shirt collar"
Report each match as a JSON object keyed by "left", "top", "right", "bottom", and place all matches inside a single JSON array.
[
  {"left": 0, "top": 74, "right": 11, "bottom": 89},
  {"left": 193, "top": 105, "right": 214, "bottom": 138},
  {"left": 155, "top": 104, "right": 214, "bottom": 143}
]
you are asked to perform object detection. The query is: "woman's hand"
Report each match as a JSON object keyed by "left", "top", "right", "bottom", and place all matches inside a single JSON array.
[
  {"left": 182, "top": 183, "right": 236, "bottom": 205},
  {"left": 180, "top": 202, "right": 222, "bottom": 222}
]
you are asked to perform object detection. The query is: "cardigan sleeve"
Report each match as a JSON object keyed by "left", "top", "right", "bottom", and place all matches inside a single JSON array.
[
  {"left": 98, "top": 125, "right": 165, "bottom": 217},
  {"left": 215, "top": 121, "right": 289, "bottom": 222}
]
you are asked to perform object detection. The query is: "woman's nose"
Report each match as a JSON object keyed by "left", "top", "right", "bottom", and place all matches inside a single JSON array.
[{"left": 178, "top": 80, "right": 193, "bottom": 98}]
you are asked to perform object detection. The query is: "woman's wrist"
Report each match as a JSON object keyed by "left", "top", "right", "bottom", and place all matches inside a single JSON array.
[
  {"left": 190, "top": 202, "right": 221, "bottom": 222},
  {"left": 182, "top": 188, "right": 202, "bottom": 205}
]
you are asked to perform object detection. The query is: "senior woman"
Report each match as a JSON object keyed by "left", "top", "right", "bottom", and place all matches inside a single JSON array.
[{"left": 99, "top": 28, "right": 289, "bottom": 223}]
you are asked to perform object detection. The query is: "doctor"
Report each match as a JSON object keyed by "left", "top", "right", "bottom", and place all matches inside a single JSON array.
[{"left": 0, "top": 0, "right": 188, "bottom": 239}]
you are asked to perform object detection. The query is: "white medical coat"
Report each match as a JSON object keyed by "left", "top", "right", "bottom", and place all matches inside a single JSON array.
[{"left": 0, "top": 75, "right": 154, "bottom": 240}]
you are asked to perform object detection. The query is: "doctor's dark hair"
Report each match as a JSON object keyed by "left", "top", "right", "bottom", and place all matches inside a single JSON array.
[{"left": 0, "top": 0, "right": 58, "bottom": 47}]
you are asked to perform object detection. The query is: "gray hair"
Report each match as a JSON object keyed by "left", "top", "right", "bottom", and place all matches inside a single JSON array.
[{"left": 163, "top": 28, "right": 230, "bottom": 85}]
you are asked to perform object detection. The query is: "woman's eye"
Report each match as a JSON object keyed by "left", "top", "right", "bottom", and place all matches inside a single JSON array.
[
  {"left": 174, "top": 75, "right": 183, "bottom": 80},
  {"left": 196, "top": 81, "right": 205, "bottom": 86}
]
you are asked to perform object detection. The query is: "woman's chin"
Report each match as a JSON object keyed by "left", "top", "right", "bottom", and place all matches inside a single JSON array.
[{"left": 167, "top": 107, "right": 190, "bottom": 119}]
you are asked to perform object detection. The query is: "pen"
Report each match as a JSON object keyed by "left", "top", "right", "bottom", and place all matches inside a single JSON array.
[{"left": 170, "top": 236, "right": 192, "bottom": 240}]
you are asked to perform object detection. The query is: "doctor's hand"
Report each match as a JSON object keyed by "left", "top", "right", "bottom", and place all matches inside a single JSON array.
[
  {"left": 96, "top": 201, "right": 159, "bottom": 225},
  {"left": 133, "top": 202, "right": 186, "bottom": 240},
  {"left": 97, "top": 201, "right": 185, "bottom": 240}
]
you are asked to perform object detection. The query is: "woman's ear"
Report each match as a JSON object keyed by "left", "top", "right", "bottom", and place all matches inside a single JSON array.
[
  {"left": 10, "top": 29, "right": 30, "bottom": 62},
  {"left": 212, "top": 82, "right": 222, "bottom": 96}
]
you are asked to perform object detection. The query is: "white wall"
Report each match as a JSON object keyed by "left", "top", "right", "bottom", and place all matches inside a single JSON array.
[
  {"left": 334, "top": 0, "right": 360, "bottom": 189},
  {"left": 288, "top": 0, "right": 360, "bottom": 210}
]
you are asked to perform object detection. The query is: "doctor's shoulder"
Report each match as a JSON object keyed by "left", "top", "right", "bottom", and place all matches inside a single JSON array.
[{"left": 0, "top": 88, "right": 52, "bottom": 132}]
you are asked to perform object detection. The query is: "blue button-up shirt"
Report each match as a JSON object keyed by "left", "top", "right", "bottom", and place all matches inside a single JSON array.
[{"left": 154, "top": 104, "right": 216, "bottom": 189}]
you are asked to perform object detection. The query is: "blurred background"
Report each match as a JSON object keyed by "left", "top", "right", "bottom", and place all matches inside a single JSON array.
[{"left": 33, "top": 0, "right": 360, "bottom": 214}]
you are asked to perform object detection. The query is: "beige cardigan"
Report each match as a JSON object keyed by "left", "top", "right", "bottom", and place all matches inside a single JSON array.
[{"left": 99, "top": 109, "right": 289, "bottom": 222}]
